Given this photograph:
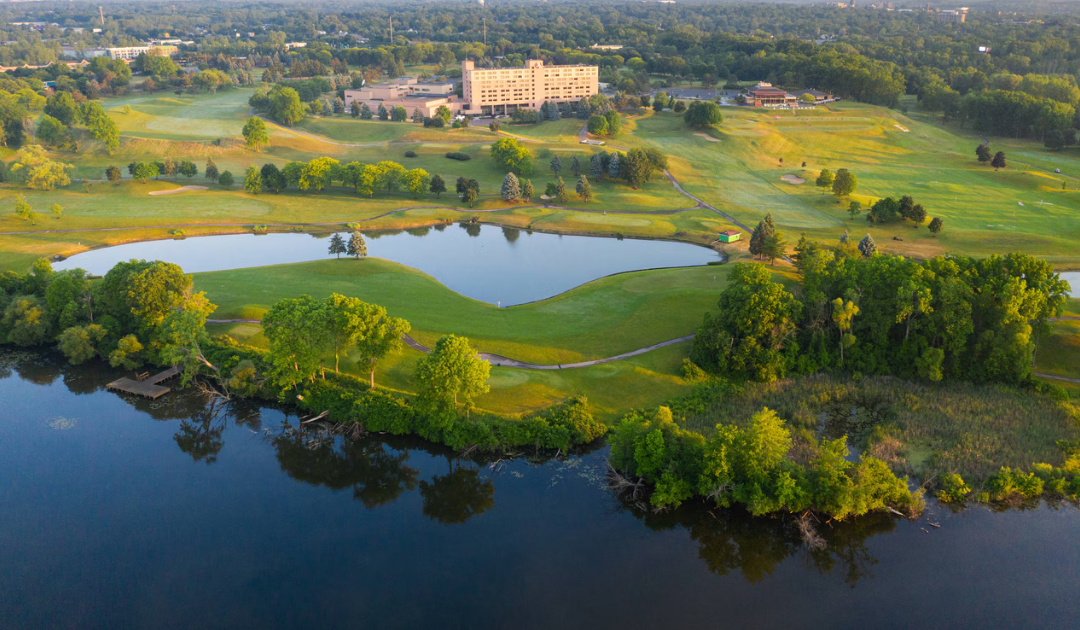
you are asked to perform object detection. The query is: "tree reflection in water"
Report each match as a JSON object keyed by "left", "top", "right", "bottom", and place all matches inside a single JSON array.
[
  {"left": 273, "top": 425, "right": 420, "bottom": 509},
  {"left": 621, "top": 497, "right": 895, "bottom": 587},
  {"left": 2, "top": 349, "right": 896, "bottom": 581},
  {"left": 419, "top": 460, "right": 495, "bottom": 525}
]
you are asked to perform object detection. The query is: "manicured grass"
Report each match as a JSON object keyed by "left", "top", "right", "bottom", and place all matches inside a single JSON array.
[
  {"left": 7, "top": 88, "right": 1080, "bottom": 272},
  {"left": 1035, "top": 298, "right": 1080, "bottom": 382},
  {"left": 198, "top": 258, "right": 724, "bottom": 418},
  {"left": 196, "top": 257, "right": 730, "bottom": 363},
  {"left": 635, "top": 104, "right": 1080, "bottom": 265}
]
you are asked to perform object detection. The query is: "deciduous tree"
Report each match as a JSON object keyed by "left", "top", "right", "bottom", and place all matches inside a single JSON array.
[
  {"left": 415, "top": 334, "right": 491, "bottom": 417},
  {"left": 243, "top": 166, "right": 262, "bottom": 194},
  {"left": 242, "top": 116, "right": 269, "bottom": 150},
  {"left": 430, "top": 173, "right": 447, "bottom": 198}
]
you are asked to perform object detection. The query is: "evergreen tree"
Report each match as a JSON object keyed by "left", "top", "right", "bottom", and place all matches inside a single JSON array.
[
  {"left": 328, "top": 233, "right": 347, "bottom": 258},
  {"left": 762, "top": 230, "right": 787, "bottom": 265},
  {"left": 540, "top": 101, "right": 550, "bottom": 120},
  {"left": 430, "top": 174, "right": 446, "bottom": 198},
  {"left": 347, "top": 232, "right": 368, "bottom": 259},
  {"left": 522, "top": 179, "right": 534, "bottom": 201},
  {"left": 360, "top": 103, "right": 373, "bottom": 120},
  {"left": 412, "top": 107, "right": 424, "bottom": 123},
  {"left": 858, "top": 233, "right": 877, "bottom": 257},
  {"left": 749, "top": 212, "right": 776, "bottom": 260},
  {"left": 571, "top": 155, "right": 581, "bottom": 177},
  {"left": 350, "top": 101, "right": 360, "bottom": 118},
  {"left": 550, "top": 155, "right": 562, "bottom": 177},
  {"left": 554, "top": 177, "right": 568, "bottom": 203},
  {"left": 589, "top": 153, "right": 604, "bottom": 180},
  {"left": 607, "top": 152, "right": 621, "bottom": 180},
  {"left": 550, "top": 102, "right": 561, "bottom": 120},
  {"left": 576, "top": 175, "right": 592, "bottom": 202},
  {"left": 501, "top": 172, "right": 521, "bottom": 202},
  {"left": 377, "top": 104, "right": 389, "bottom": 120}
]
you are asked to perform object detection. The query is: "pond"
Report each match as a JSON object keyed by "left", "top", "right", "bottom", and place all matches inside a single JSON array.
[
  {"left": 55, "top": 225, "right": 720, "bottom": 306},
  {"left": 3, "top": 350, "right": 1080, "bottom": 629},
  {"left": 1062, "top": 271, "right": 1079, "bottom": 298}
]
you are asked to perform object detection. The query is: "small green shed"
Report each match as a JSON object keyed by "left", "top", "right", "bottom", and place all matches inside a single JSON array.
[{"left": 718, "top": 230, "right": 741, "bottom": 243}]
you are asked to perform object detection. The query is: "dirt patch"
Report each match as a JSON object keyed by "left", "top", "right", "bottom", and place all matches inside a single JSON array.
[
  {"left": 780, "top": 174, "right": 806, "bottom": 185},
  {"left": 149, "top": 185, "right": 209, "bottom": 196},
  {"left": 693, "top": 132, "right": 720, "bottom": 142}
]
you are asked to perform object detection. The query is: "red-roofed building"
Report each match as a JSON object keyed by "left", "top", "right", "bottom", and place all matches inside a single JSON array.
[{"left": 747, "top": 82, "right": 797, "bottom": 107}]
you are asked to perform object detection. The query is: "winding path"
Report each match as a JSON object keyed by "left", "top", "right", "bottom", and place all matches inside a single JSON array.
[{"left": 205, "top": 319, "right": 693, "bottom": 370}]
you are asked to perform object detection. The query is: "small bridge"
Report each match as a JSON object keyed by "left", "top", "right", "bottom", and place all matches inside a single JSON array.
[{"left": 106, "top": 366, "right": 182, "bottom": 399}]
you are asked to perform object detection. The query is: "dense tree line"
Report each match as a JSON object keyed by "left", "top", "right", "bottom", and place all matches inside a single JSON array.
[
  {"left": 689, "top": 250, "right": 1070, "bottom": 386},
  {"left": 0, "top": 258, "right": 215, "bottom": 378}
]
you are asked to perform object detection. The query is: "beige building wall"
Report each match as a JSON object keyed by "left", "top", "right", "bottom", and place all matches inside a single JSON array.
[{"left": 461, "top": 59, "right": 598, "bottom": 115}]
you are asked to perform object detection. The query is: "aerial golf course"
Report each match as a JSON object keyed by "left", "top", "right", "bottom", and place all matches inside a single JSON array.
[{"left": 1, "top": 81, "right": 1077, "bottom": 423}]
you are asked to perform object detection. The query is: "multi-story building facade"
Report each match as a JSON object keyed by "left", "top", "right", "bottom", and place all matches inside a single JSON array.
[
  {"left": 460, "top": 59, "right": 598, "bottom": 116},
  {"left": 106, "top": 45, "right": 178, "bottom": 60}
]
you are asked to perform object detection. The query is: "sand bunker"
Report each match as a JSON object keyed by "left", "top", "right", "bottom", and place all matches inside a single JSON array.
[
  {"left": 694, "top": 132, "right": 720, "bottom": 142},
  {"left": 149, "top": 185, "right": 208, "bottom": 196},
  {"left": 781, "top": 174, "right": 806, "bottom": 185}
]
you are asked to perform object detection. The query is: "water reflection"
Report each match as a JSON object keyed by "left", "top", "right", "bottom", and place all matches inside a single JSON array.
[
  {"left": 420, "top": 462, "right": 496, "bottom": 524},
  {"left": 55, "top": 226, "right": 719, "bottom": 305},
  {"left": 272, "top": 427, "right": 420, "bottom": 509},
  {"left": 619, "top": 495, "right": 894, "bottom": 587}
]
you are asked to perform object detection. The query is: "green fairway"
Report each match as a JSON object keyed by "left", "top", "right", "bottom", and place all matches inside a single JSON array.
[
  {"left": 197, "top": 258, "right": 728, "bottom": 417},
  {"left": 196, "top": 257, "right": 729, "bottom": 362},
  {"left": 6, "top": 86, "right": 1080, "bottom": 272}
]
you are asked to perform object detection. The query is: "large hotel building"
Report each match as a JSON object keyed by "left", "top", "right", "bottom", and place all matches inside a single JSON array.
[
  {"left": 343, "top": 59, "right": 599, "bottom": 118},
  {"left": 460, "top": 59, "right": 599, "bottom": 115}
]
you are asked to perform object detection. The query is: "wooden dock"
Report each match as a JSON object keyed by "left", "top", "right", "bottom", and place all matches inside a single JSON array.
[{"left": 106, "top": 366, "right": 182, "bottom": 399}]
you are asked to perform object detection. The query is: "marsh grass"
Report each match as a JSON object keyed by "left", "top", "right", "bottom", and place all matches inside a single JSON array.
[{"left": 679, "top": 373, "right": 1080, "bottom": 482}]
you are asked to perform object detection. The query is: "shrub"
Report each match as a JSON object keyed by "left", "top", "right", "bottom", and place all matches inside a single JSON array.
[
  {"left": 987, "top": 467, "right": 1044, "bottom": 501},
  {"left": 404, "top": 150, "right": 418, "bottom": 158},
  {"left": 935, "top": 473, "right": 971, "bottom": 503},
  {"left": 511, "top": 109, "right": 540, "bottom": 124},
  {"left": 445, "top": 152, "right": 471, "bottom": 161}
]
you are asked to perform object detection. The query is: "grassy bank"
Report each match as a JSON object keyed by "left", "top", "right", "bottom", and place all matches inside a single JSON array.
[{"left": 196, "top": 258, "right": 731, "bottom": 418}]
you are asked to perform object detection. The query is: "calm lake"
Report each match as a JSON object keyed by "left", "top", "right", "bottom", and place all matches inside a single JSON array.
[
  {"left": 3, "top": 350, "right": 1080, "bottom": 629},
  {"left": 1062, "top": 271, "right": 1079, "bottom": 298},
  {"left": 55, "top": 226, "right": 719, "bottom": 305}
]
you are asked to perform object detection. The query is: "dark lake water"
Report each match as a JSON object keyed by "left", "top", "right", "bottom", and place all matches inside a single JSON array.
[
  {"left": 3, "top": 351, "right": 1080, "bottom": 629},
  {"left": 54, "top": 226, "right": 719, "bottom": 306}
]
